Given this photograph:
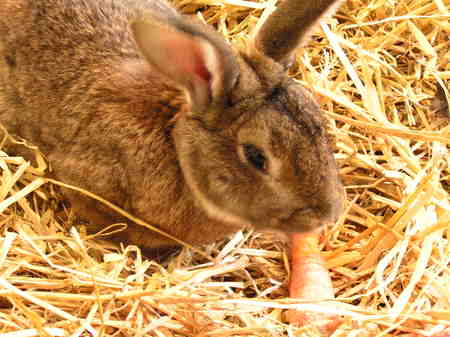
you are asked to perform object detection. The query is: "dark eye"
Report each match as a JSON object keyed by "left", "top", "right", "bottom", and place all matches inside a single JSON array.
[{"left": 243, "top": 144, "right": 267, "bottom": 172}]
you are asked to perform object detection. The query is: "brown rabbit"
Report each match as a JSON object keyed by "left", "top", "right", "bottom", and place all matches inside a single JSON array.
[{"left": 0, "top": 0, "right": 345, "bottom": 331}]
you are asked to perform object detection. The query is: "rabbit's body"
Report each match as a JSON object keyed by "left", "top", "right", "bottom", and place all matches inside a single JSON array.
[
  {"left": 0, "top": 0, "right": 235, "bottom": 248},
  {"left": 0, "top": 0, "right": 345, "bottom": 250}
]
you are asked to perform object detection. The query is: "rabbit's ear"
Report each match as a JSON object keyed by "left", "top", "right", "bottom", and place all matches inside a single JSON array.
[
  {"left": 132, "top": 18, "right": 237, "bottom": 118},
  {"left": 251, "top": 0, "right": 344, "bottom": 65}
]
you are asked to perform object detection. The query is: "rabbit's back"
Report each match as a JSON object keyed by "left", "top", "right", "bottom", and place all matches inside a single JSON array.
[
  {"left": 0, "top": 0, "right": 177, "bottom": 107},
  {"left": 0, "top": 0, "right": 176, "bottom": 57}
]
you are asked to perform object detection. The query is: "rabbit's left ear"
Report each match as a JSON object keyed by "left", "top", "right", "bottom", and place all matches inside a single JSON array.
[
  {"left": 132, "top": 17, "right": 238, "bottom": 118},
  {"left": 250, "top": 0, "right": 344, "bottom": 66}
]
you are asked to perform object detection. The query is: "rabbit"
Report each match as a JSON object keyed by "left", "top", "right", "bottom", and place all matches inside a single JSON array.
[
  {"left": 0, "top": 0, "right": 347, "bottom": 309},
  {"left": 0, "top": 0, "right": 346, "bottom": 331},
  {"left": 0, "top": 0, "right": 345, "bottom": 249}
]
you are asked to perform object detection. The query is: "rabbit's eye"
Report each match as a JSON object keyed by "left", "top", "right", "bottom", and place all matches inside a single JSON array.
[{"left": 243, "top": 144, "right": 267, "bottom": 172}]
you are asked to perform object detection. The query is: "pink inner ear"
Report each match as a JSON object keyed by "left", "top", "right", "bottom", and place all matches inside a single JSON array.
[
  {"left": 165, "top": 34, "right": 212, "bottom": 84},
  {"left": 192, "top": 48, "right": 212, "bottom": 83}
]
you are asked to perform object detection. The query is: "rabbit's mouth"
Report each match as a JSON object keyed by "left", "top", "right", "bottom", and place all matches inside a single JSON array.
[
  {"left": 261, "top": 206, "right": 340, "bottom": 234},
  {"left": 280, "top": 207, "right": 312, "bottom": 220}
]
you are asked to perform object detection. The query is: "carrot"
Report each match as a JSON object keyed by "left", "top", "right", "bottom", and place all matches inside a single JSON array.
[{"left": 285, "top": 232, "right": 342, "bottom": 335}]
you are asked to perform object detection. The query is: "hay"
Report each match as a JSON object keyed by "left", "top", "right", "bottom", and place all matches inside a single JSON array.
[{"left": 0, "top": 0, "right": 449, "bottom": 336}]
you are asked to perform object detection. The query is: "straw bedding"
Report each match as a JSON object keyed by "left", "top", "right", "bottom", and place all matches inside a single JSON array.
[{"left": 0, "top": 0, "right": 449, "bottom": 336}]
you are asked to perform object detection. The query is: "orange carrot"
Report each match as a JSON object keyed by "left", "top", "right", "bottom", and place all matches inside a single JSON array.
[{"left": 286, "top": 232, "right": 341, "bottom": 335}]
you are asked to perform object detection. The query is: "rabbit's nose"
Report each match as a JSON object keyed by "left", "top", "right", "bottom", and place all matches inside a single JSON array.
[{"left": 316, "top": 187, "right": 345, "bottom": 223}]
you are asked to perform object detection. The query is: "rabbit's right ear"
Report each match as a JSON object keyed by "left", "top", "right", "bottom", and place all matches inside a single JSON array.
[{"left": 132, "top": 17, "right": 239, "bottom": 123}]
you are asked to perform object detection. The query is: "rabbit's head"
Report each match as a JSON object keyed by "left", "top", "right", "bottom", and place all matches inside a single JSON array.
[{"left": 132, "top": 0, "right": 345, "bottom": 233}]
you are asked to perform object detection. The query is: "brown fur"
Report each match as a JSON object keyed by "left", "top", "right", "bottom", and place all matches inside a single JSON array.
[
  {"left": 0, "top": 0, "right": 345, "bottom": 250},
  {"left": 253, "top": 0, "right": 346, "bottom": 63}
]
